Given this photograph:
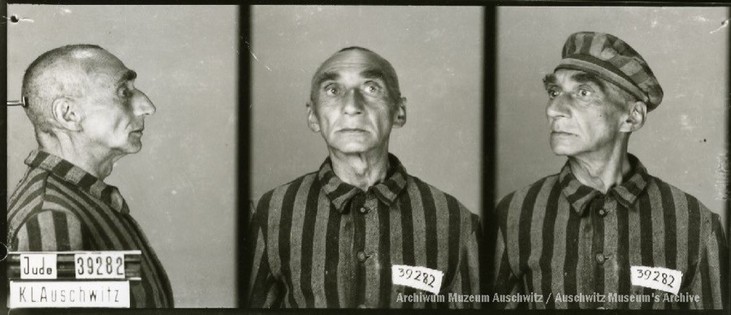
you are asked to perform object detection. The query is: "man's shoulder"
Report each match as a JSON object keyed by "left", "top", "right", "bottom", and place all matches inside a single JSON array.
[
  {"left": 7, "top": 168, "right": 85, "bottom": 241},
  {"left": 404, "top": 174, "right": 479, "bottom": 220},
  {"left": 404, "top": 174, "right": 463, "bottom": 202},
  {"left": 7, "top": 167, "right": 63, "bottom": 219},
  {"left": 255, "top": 171, "right": 319, "bottom": 207},
  {"left": 8, "top": 167, "right": 51, "bottom": 211},
  {"left": 8, "top": 167, "right": 93, "bottom": 217},
  {"left": 646, "top": 174, "right": 719, "bottom": 220},
  {"left": 496, "top": 173, "right": 561, "bottom": 212}
]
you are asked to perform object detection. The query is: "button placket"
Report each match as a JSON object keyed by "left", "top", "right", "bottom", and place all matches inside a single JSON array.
[
  {"left": 595, "top": 253, "right": 606, "bottom": 264},
  {"left": 356, "top": 193, "right": 379, "bottom": 307},
  {"left": 600, "top": 195, "right": 618, "bottom": 218},
  {"left": 359, "top": 192, "right": 378, "bottom": 215},
  {"left": 590, "top": 196, "right": 605, "bottom": 217}
]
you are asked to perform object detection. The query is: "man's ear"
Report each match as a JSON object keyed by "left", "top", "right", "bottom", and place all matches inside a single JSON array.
[
  {"left": 620, "top": 100, "right": 647, "bottom": 133},
  {"left": 51, "top": 97, "right": 83, "bottom": 131},
  {"left": 393, "top": 97, "right": 407, "bottom": 128},
  {"left": 306, "top": 101, "right": 321, "bottom": 133}
]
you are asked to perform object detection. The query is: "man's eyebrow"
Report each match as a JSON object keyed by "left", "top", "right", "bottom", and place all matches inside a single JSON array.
[
  {"left": 116, "top": 70, "right": 138, "bottom": 86},
  {"left": 571, "top": 72, "right": 607, "bottom": 92},
  {"left": 360, "top": 68, "right": 386, "bottom": 81},
  {"left": 542, "top": 74, "right": 558, "bottom": 89},
  {"left": 313, "top": 71, "right": 340, "bottom": 88}
]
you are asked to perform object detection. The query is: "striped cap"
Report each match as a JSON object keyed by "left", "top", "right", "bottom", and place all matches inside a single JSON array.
[{"left": 556, "top": 31, "right": 663, "bottom": 111}]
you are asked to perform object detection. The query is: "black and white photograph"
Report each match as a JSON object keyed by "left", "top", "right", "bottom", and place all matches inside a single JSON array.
[
  {"left": 489, "top": 6, "right": 728, "bottom": 310},
  {"left": 3, "top": 2, "right": 729, "bottom": 313},
  {"left": 247, "top": 5, "right": 484, "bottom": 308},
  {"left": 5, "top": 5, "right": 238, "bottom": 308}
]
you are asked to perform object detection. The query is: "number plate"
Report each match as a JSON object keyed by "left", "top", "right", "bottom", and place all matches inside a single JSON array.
[
  {"left": 75, "top": 252, "right": 126, "bottom": 279},
  {"left": 391, "top": 265, "right": 444, "bottom": 295},
  {"left": 630, "top": 266, "right": 683, "bottom": 295}
]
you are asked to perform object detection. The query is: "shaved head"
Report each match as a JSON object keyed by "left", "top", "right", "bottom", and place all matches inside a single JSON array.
[
  {"left": 310, "top": 46, "right": 402, "bottom": 105},
  {"left": 21, "top": 44, "right": 106, "bottom": 133}
]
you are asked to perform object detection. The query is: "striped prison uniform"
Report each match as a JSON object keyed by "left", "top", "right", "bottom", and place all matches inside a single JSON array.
[
  {"left": 7, "top": 150, "right": 174, "bottom": 308},
  {"left": 247, "top": 154, "right": 482, "bottom": 308},
  {"left": 490, "top": 154, "right": 727, "bottom": 309}
]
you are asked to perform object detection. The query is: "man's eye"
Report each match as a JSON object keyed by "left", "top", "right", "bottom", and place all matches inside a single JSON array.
[
  {"left": 578, "top": 89, "right": 592, "bottom": 97},
  {"left": 324, "top": 85, "right": 339, "bottom": 96},
  {"left": 363, "top": 83, "right": 381, "bottom": 95},
  {"left": 547, "top": 89, "right": 560, "bottom": 98}
]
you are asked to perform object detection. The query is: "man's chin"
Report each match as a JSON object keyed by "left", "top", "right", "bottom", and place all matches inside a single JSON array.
[
  {"left": 329, "top": 142, "right": 375, "bottom": 155},
  {"left": 549, "top": 145, "right": 575, "bottom": 157},
  {"left": 120, "top": 142, "right": 143, "bottom": 154}
]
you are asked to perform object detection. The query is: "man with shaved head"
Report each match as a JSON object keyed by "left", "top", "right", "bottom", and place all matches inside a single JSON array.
[
  {"left": 490, "top": 32, "right": 727, "bottom": 309},
  {"left": 246, "top": 47, "right": 482, "bottom": 308},
  {"left": 7, "top": 44, "right": 173, "bottom": 308}
]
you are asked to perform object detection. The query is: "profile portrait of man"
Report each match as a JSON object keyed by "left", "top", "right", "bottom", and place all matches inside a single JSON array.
[
  {"left": 6, "top": 44, "right": 173, "bottom": 308},
  {"left": 490, "top": 32, "right": 727, "bottom": 309},
  {"left": 246, "top": 47, "right": 482, "bottom": 308}
]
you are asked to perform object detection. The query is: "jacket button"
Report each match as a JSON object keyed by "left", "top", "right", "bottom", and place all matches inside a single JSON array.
[
  {"left": 357, "top": 251, "right": 368, "bottom": 262},
  {"left": 359, "top": 207, "right": 369, "bottom": 214},
  {"left": 595, "top": 253, "right": 606, "bottom": 264}
]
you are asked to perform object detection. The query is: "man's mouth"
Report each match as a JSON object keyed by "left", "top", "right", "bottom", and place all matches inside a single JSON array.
[
  {"left": 338, "top": 128, "right": 367, "bottom": 133},
  {"left": 551, "top": 130, "right": 574, "bottom": 136}
]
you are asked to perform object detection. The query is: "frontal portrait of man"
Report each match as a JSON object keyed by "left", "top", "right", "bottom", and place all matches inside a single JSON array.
[
  {"left": 490, "top": 7, "right": 728, "bottom": 310},
  {"left": 7, "top": 44, "right": 173, "bottom": 308},
  {"left": 246, "top": 6, "right": 484, "bottom": 309},
  {"left": 248, "top": 46, "right": 481, "bottom": 309}
]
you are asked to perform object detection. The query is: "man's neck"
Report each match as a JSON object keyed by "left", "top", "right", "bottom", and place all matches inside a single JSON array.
[
  {"left": 568, "top": 145, "right": 632, "bottom": 194},
  {"left": 328, "top": 148, "right": 390, "bottom": 191},
  {"left": 38, "top": 133, "right": 122, "bottom": 180}
]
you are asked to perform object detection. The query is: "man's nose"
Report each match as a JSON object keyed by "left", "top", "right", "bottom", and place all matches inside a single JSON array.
[
  {"left": 546, "top": 94, "right": 570, "bottom": 120},
  {"left": 133, "top": 90, "right": 156, "bottom": 116},
  {"left": 342, "top": 89, "right": 364, "bottom": 115}
]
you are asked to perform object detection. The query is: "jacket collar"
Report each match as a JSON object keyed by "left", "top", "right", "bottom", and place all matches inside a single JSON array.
[
  {"left": 317, "top": 153, "right": 408, "bottom": 212},
  {"left": 558, "top": 153, "right": 651, "bottom": 215},
  {"left": 25, "top": 150, "right": 129, "bottom": 214}
]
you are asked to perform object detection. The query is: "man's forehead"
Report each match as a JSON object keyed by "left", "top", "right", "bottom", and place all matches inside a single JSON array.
[
  {"left": 72, "top": 48, "right": 121, "bottom": 65},
  {"left": 87, "top": 67, "right": 135, "bottom": 88},
  {"left": 80, "top": 51, "right": 135, "bottom": 84},
  {"left": 316, "top": 67, "right": 387, "bottom": 82},
  {"left": 316, "top": 50, "right": 391, "bottom": 77}
]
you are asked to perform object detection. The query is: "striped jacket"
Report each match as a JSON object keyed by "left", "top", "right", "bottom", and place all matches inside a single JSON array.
[
  {"left": 247, "top": 154, "right": 482, "bottom": 308},
  {"left": 7, "top": 150, "right": 174, "bottom": 308},
  {"left": 490, "top": 154, "right": 727, "bottom": 309}
]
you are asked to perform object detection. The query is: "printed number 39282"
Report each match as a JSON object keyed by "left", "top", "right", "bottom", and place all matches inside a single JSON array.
[
  {"left": 397, "top": 267, "right": 436, "bottom": 288},
  {"left": 76, "top": 256, "right": 124, "bottom": 276},
  {"left": 635, "top": 268, "right": 675, "bottom": 288}
]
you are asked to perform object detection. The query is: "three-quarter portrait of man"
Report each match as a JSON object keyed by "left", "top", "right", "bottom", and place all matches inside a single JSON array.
[
  {"left": 6, "top": 44, "right": 173, "bottom": 308},
  {"left": 490, "top": 32, "right": 727, "bottom": 310},
  {"left": 246, "top": 47, "right": 482, "bottom": 308}
]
